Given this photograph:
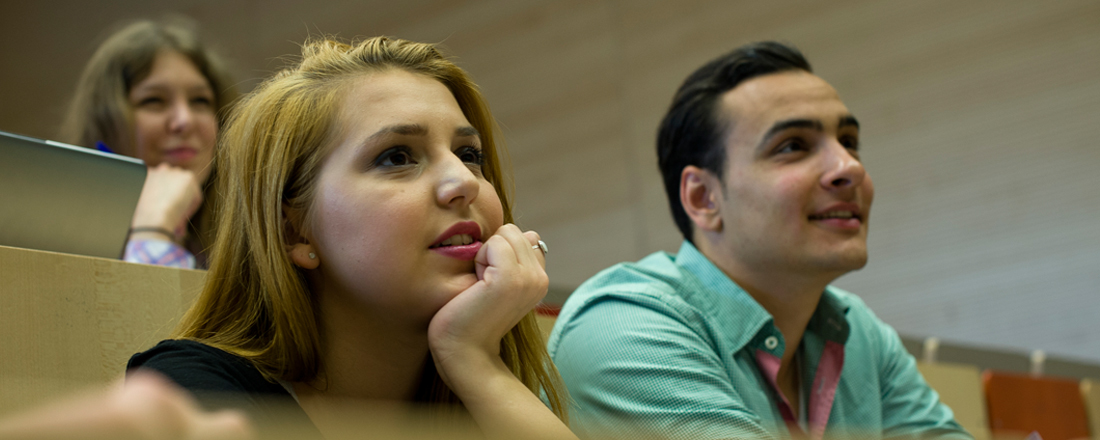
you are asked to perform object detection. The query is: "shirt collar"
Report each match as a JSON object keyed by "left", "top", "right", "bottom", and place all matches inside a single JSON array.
[
  {"left": 674, "top": 241, "right": 775, "bottom": 351},
  {"left": 673, "top": 241, "right": 852, "bottom": 352}
]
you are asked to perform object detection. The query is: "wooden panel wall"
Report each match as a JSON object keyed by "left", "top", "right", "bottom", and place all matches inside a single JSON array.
[
  {"left": 0, "top": 246, "right": 204, "bottom": 413},
  {"left": 0, "top": 0, "right": 1097, "bottom": 362}
]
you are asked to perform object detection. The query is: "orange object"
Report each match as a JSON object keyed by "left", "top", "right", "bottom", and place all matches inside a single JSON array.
[
  {"left": 535, "top": 303, "right": 562, "bottom": 317},
  {"left": 983, "top": 370, "right": 1090, "bottom": 440}
]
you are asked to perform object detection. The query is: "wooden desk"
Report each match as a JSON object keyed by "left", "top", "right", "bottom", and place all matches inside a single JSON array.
[{"left": 0, "top": 245, "right": 204, "bottom": 413}]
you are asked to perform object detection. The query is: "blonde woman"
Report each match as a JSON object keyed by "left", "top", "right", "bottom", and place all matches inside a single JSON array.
[
  {"left": 128, "top": 37, "right": 575, "bottom": 439},
  {"left": 61, "top": 18, "right": 237, "bottom": 268}
]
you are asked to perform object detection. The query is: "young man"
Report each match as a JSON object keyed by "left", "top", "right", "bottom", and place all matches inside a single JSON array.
[{"left": 548, "top": 42, "right": 970, "bottom": 439}]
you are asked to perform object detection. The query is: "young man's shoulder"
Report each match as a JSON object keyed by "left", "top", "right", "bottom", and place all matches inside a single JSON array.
[{"left": 553, "top": 250, "right": 706, "bottom": 330}]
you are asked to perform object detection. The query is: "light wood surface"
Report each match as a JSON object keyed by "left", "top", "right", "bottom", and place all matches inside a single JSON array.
[
  {"left": 0, "top": 245, "right": 204, "bottom": 414},
  {"left": 918, "top": 361, "right": 991, "bottom": 440},
  {"left": 1083, "top": 379, "right": 1100, "bottom": 440}
]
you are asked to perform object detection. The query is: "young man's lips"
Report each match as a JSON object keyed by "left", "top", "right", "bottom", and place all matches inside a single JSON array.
[
  {"left": 812, "top": 217, "right": 862, "bottom": 230},
  {"left": 808, "top": 203, "right": 864, "bottom": 230}
]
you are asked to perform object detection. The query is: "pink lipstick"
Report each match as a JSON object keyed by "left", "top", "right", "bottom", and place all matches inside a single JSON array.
[{"left": 430, "top": 221, "right": 483, "bottom": 261}]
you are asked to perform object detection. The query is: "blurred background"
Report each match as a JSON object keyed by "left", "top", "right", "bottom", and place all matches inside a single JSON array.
[{"left": 1, "top": 0, "right": 1097, "bottom": 363}]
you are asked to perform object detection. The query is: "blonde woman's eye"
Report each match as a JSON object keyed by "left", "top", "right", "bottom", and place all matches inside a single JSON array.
[
  {"left": 376, "top": 147, "right": 415, "bottom": 167},
  {"left": 455, "top": 146, "right": 484, "bottom": 166}
]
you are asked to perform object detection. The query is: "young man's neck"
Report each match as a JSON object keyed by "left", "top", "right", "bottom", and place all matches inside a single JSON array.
[
  {"left": 693, "top": 237, "right": 842, "bottom": 365},
  {"left": 696, "top": 237, "right": 847, "bottom": 419}
]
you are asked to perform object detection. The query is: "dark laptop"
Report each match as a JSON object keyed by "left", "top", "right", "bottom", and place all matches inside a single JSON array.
[{"left": 0, "top": 130, "right": 146, "bottom": 259}]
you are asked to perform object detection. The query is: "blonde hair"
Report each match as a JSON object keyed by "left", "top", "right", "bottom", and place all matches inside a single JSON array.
[
  {"left": 59, "top": 17, "right": 238, "bottom": 267},
  {"left": 174, "top": 37, "right": 568, "bottom": 421}
]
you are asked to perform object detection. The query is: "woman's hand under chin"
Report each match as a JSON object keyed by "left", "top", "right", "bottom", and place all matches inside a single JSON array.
[
  {"left": 426, "top": 223, "right": 547, "bottom": 388},
  {"left": 129, "top": 163, "right": 204, "bottom": 241},
  {"left": 425, "top": 225, "right": 575, "bottom": 439}
]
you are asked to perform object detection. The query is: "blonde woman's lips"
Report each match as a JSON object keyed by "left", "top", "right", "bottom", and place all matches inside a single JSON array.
[{"left": 430, "top": 221, "right": 483, "bottom": 261}]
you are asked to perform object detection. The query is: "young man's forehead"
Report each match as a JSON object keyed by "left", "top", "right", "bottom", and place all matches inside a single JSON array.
[
  {"left": 718, "top": 71, "right": 852, "bottom": 141},
  {"left": 723, "top": 71, "right": 841, "bottom": 113}
]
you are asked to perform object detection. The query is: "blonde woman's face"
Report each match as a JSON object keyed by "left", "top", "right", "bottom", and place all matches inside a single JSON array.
[
  {"left": 128, "top": 50, "right": 217, "bottom": 182},
  {"left": 306, "top": 70, "right": 504, "bottom": 323}
]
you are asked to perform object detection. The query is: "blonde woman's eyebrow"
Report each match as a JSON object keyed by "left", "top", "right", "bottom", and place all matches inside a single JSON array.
[
  {"left": 354, "top": 124, "right": 428, "bottom": 154},
  {"left": 364, "top": 124, "right": 479, "bottom": 143},
  {"left": 455, "top": 126, "right": 479, "bottom": 138},
  {"left": 368, "top": 124, "right": 428, "bottom": 141}
]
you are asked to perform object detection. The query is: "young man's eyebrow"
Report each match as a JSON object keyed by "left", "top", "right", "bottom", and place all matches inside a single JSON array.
[
  {"left": 838, "top": 115, "right": 860, "bottom": 130},
  {"left": 759, "top": 118, "right": 823, "bottom": 147}
]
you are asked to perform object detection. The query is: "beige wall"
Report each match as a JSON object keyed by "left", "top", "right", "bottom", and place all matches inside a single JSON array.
[{"left": 1, "top": 1, "right": 1098, "bottom": 361}]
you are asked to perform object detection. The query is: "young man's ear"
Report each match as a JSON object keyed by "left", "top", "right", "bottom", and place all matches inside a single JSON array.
[
  {"left": 283, "top": 205, "right": 319, "bottom": 270},
  {"left": 680, "top": 165, "right": 724, "bottom": 235}
]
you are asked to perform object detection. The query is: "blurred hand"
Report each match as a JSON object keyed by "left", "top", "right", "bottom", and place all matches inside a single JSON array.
[
  {"left": 130, "top": 163, "right": 204, "bottom": 240},
  {"left": 0, "top": 370, "right": 253, "bottom": 440},
  {"left": 427, "top": 224, "right": 547, "bottom": 385}
]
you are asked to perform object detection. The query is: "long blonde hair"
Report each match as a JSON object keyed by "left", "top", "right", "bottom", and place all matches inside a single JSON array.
[{"left": 174, "top": 37, "right": 567, "bottom": 421}]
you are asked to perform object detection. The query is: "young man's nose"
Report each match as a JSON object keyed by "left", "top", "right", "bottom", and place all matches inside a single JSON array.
[{"left": 820, "top": 140, "right": 866, "bottom": 190}]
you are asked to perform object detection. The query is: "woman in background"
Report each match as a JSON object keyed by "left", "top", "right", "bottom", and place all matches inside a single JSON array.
[
  {"left": 128, "top": 37, "right": 575, "bottom": 439},
  {"left": 60, "top": 18, "right": 237, "bottom": 268}
]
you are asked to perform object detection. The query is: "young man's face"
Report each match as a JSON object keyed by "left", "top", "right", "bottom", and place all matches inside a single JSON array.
[{"left": 713, "top": 70, "right": 874, "bottom": 278}]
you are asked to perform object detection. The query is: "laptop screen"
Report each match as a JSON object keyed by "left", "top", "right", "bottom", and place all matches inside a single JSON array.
[{"left": 0, "top": 130, "right": 146, "bottom": 259}]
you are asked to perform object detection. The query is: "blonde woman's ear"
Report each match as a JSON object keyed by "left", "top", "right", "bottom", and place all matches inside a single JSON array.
[
  {"left": 288, "top": 243, "right": 320, "bottom": 269},
  {"left": 282, "top": 204, "right": 318, "bottom": 268}
]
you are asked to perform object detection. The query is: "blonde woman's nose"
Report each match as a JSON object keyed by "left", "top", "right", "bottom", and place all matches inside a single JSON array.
[{"left": 435, "top": 156, "right": 481, "bottom": 208}]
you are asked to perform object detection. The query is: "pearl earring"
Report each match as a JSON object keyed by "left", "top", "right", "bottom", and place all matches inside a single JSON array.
[{"left": 308, "top": 252, "right": 316, "bottom": 260}]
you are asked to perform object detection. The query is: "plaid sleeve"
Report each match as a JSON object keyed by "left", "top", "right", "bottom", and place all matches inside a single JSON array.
[{"left": 123, "top": 239, "right": 196, "bottom": 269}]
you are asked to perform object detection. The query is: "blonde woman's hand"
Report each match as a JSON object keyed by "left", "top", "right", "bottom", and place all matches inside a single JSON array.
[
  {"left": 427, "top": 223, "right": 548, "bottom": 389},
  {"left": 426, "top": 226, "right": 575, "bottom": 440},
  {"left": 129, "top": 163, "right": 204, "bottom": 241}
]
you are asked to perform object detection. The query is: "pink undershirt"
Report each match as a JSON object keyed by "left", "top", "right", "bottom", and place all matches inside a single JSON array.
[{"left": 755, "top": 340, "right": 845, "bottom": 440}]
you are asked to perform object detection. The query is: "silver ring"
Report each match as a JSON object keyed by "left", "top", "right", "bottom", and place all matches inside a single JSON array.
[{"left": 533, "top": 240, "right": 548, "bottom": 256}]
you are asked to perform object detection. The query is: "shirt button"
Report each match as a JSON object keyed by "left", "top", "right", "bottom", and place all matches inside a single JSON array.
[{"left": 764, "top": 336, "right": 779, "bottom": 350}]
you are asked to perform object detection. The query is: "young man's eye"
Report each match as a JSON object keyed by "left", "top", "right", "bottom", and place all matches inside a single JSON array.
[
  {"left": 840, "top": 136, "right": 861, "bottom": 159},
  {"left": 190, "top": 96, "right": 214, "bottom": 107},
  {"left": 840, "top": 136, "right": 859, "bottom": 151},
  {"left": 776, "top": 138, "right": 809, "bottom": 154},
  {"left": 455, "top": 146, "right": 484, "bottom": 166},
  {"left": 376, "top": 147, "right": 416, "bottom": 167}
]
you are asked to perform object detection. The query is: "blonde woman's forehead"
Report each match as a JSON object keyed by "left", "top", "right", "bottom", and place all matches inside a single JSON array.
[{"left": 334, "top": 71, "right": 468, "bottom": 143}]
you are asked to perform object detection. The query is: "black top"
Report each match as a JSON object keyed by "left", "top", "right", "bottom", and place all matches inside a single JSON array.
[{"left": 128, "top": 339, "right": 321, "bottom": 438}]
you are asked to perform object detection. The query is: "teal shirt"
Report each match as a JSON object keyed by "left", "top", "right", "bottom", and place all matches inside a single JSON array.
[{"left": 548, "top": 242, "right": 970, "bottom": 439}]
